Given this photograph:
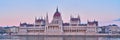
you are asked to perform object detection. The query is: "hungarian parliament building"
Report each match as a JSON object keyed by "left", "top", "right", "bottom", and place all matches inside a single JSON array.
[{"left": 12, "top": 8, "right": 99, "bottom": 35}]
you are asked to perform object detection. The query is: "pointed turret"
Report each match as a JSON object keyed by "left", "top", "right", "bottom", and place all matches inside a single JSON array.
[
  {"left": 53, "top": 7, "right": 61, "bottom": 18},
  {"left": 78, "top": 15, "right": 80, "bottom": 19},
  {"left": 70, "top": 15, "right": 72, "bottom": 19},
  {"left": 35, "top": 17, "right": 37, "bottom": 21},
  {"left": 56, "top": 7, "right": 59, "bottom": 12},
  {"left": 77, "top": 15, "right": 81, "bottom": 21},
  {"left": 46, "top": 13, "right": 49, "bottom": 24}
]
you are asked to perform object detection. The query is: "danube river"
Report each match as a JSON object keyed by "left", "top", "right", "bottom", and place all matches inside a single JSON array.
[{"left": 0, "top": 35, "right": 120, "bottom": 40}]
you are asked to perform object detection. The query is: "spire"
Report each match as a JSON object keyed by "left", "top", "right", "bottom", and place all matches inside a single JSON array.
[
  {"left": 20, "top": 22, "right": 21, "bottom": 24},
  {"left": 70, "top": 15, "right": 72, "bottom": 18},
  {"left": 41, "top": 16, "right": 43, "bottom": 19},
  {"left": 77, "top": 15, "right": 81, "bottom": 23},
  {"left": 94, "top": 19, "right": 95, "bottom": 21},
  {"left": 46, "top": 12, "right": 49, "bottom": 24},
  {"left": 53, "top": 6, "right": 61, "bottom": 18},
  {"left": 87, "top": 19, "right": 89, "bottom": 22},
  {"left": 35, "top": 17, "right": 37, "bottom": 23},
  {"left": 77, "top": 15, "right": 80, "bottom": 18},
  {"left": 56, "top": 6, "right": 59, "bottom": 12},
  {"left": 35, "top": 17, "right": 37, "bottom": 20},
  {"left": 46, "top": 12, "right": 48, "bottom": 20}
]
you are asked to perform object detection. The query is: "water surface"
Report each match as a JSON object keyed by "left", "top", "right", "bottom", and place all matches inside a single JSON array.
[{"left": 0, "top": 35, "right": 120, "bottom": 40}]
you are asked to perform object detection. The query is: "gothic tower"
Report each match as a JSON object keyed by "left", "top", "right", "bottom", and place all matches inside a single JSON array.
[
  {"left": 70, "top": 15, "right": 81, "bottom": 26},
  {"left": 51, "top": 7, "right": 63, "bottom": 25},
  {"left": 45, "top": 13, "right": 49, "bottom": 25}
]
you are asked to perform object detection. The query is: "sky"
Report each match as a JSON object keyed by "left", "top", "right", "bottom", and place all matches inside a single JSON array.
[{"left": 0, "top": 0, "right": 120, "bottom": 26}]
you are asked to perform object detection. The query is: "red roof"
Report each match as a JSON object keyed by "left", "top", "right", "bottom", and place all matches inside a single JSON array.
[
  {"left": 35, "top": 19, "right": 45, "bottom": 22},
  {"left": 53, "top": 12, "right": 61, "bottom": 17},
  {"left": 70, "top": 18, "right": 80, "bottom": 21}
]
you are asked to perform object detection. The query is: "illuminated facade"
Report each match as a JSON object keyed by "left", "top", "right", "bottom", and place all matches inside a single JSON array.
[{"left": 15, "top": 8, "right": 98, "bottom": 35}]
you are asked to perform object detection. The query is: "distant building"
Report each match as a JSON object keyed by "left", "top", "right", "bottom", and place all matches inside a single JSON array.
[
  {"left": 108, "top": 24, "right": 120, "bottom": 34},
  {"left": 98, "top": 24, "right": 120, "bottom": 34},
  {"left": 97, "top": 26, "right": 109, "bottom": 33},
  {"left": 6, "top": 26, "right": 19, "bottom": 35},
  {"left": 0, "top": 27, "right": 6, "bottom": 34}
]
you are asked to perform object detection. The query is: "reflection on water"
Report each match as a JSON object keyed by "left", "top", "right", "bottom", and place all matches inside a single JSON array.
[{"left": 0, "top": 35, "right": 120, "bottom": 40}]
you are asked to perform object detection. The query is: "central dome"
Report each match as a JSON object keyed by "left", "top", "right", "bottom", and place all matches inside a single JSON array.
[
  {"left": 53, "top": 8, "right": 61, "bottom": 18},
  {"left": 54, "top": 11, "right": 61, "bottom": 17}
]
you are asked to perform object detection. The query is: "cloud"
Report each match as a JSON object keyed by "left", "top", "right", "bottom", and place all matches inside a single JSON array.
[{"left": 114, "top": 18, "right": 120, "bottom": 21}]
